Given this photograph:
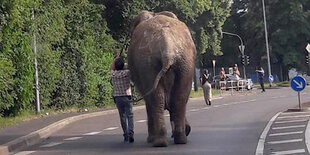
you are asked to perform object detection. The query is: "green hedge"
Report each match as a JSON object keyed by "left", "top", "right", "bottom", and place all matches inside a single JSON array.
[{"left": 0, "top": 0, "right": 116, "bottom": 117}]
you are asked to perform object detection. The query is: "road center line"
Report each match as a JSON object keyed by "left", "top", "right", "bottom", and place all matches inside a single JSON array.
[
  {"left": 83, "top": 131, "right": 101, "bottom": 135},
  {"left": 40, "top": 142, "right": 62, "bottom": 148},
  {"left": 201, "top": 107, "right": 210, "bottom": 110},
  {"left": 189, "top": 109, "right": 200, "bottom": 112},
  {"left": 269, "top": 131, "right": 303, "bottom": 137},
  {"left": 14, "top": 151, "right": 36, "bottom": 155},
  {"left": 270, "top": 149, "right": 305, "bottom": 155},
  {"left": 103, "top": 127, "right": 118, "bottom": 131},
  {"left": 267, "top": 139, "right": 303, "bottom": 144},
  {"left": 136, "top": 120, "right": 147, "bottom": 123},
  {"left": 275, "top": 119, "right": 308, "bottom": 124},
  {"left": 272, "top": 125, "right": 306, "bottom": 130},
  {"left": 64, "top": 137, "right": 82, "bottom": 141}
]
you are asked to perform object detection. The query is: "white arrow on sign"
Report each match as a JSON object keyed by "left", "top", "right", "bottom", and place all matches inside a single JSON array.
[
  {"left": 306, "top": 43, "right": 310, "bottom": 53},
  {"left": 293, "top": 80, "right": 303, "bottom": 88}
]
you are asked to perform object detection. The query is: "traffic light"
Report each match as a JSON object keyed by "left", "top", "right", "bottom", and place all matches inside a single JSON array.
[
  {"left": 246, "top": 55, "right": 250, "bottom": 65},
  {"left": 306, "top": 54, "right": 309, "bottom": 64},
  {"left": 241, "top": 55, "right": 245, "bottom": 65}
]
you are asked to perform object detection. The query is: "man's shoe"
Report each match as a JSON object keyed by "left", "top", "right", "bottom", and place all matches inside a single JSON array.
[
  {"left": 124, "top": 136, "right": 128, "bottom": 143},
  {"left": 129, "top": 137, "right": 134, "bottom": 143},
  {"left": 208, "top": 101, "right": 211, "bottom": 105}
]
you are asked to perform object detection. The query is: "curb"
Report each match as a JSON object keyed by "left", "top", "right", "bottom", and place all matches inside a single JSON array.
[{"left": 0, "top": 106, "right": 145, "bottom": 155}]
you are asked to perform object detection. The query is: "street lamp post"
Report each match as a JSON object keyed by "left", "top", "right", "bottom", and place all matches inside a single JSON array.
[
  {"left": 222, "top": 31, "right": 246, "bottom": 79},
  {"left": 32, "top": 10, "right": 40, "bottom": 113},
  {"left": 212, "top": 60, "right": 216, "bottom": 78},
  {"left": 262, "top": 0, "right": 272, "bottom": 86}
]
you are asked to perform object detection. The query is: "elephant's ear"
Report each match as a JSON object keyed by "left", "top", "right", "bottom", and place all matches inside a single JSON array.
[
  {"left": 155, "top": 11, "right": 178, "bottom": 19},
  {"left": 131, "top": 10, "right": 154, "bottom": 35}
]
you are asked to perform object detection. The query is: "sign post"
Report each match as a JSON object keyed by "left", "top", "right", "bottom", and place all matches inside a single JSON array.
[{"left": 290, "top": 76, "right": 306, "bottom": 110}]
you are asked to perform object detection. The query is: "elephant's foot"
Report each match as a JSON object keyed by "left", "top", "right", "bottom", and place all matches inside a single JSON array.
[
  {"left": 185, "top": 124, "right": 191, "bottom": 136},
  {"left": 152, "top": 137, "right": 168, "bottom": 147},
  {"left": 147, "top": 135, "right": 155, "bottom": 143},
  {"left": 174, "top": 131, "right": 187, "bottom": 144}
]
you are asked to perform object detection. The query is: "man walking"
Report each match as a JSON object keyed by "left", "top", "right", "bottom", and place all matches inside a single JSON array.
[
  {"left": 110, "top": 56, "right": 134, "bottom": 143},
  {"left": 256, "top": 67, "right": 265, "bottom": 92}
]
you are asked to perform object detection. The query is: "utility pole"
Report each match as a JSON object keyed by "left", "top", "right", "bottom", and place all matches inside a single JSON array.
[
  {"left": 262, "top": 0, "right": 272, "bottom": 86},
  {"left": 32, "top": 10, "right": 40, "bottom": 113}
]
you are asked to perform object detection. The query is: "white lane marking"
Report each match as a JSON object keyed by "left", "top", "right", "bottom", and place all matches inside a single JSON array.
[
  {"left": 272, "top": 125, "right": 306, "bottom": 130},
  {"left": 281, "top": 112, "right": 309, "bottom": 115},
  {"left": 268, "top": 139, "right": 303, "bottom": 145},
  {"left": 136, "top": 120, "right": 147, "bottom": 123},
  {"left": 213, "top": 97, "right": 223, "bottom": 100},
  {"left": 271, "top": 149, "right": 305, "bottom": 155},
  {"left": 275, "top": 119, "right": 308, "bottom": 124},
  {"left": 213, "top": 105, "right": 220, "bottom": 108},
  {"left": 14, "top": 151, "right": 36, "bottom": 155},
  {"left": 40, "top": 142, "right": 62, "bottom": 148},
  {"left": 83, "top": 131, "right": 101, "bottom": 136},
  {"left": 306, "top": 119, "right": 310, "bottom": 153},
  {"left": 271, "top": 97, "right": 279, "bottom": 99},
  {"left": 201, "top": 107, "right": 210, "bottom": 110},
  {"left": 269, "top": 131, "right": 303, "bottom": 137},
  {"left": 255, "top": 112, "right": 281, "bottom": 155},
  {"left": 64, "top": 137, "right": 82, "bottom": 141},
  {"left": 189, "top": 109, "right": 200, "bottom": 112},
  {"left": 164, "top": 114, "right": 170, "bottom": 117},
  {"left": 103, "top": 127, "right": 118, "bottom": 131},
  {"left": 222, "top": 104, "right": 229, "bottom": 106},
  {"left": 278, "top": 115, "right": 310, "bottom": 119}
]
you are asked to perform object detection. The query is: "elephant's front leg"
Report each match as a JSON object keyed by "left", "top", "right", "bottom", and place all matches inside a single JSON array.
[{"left": 145, "top": 86, "right": 168, "bottom": 147}]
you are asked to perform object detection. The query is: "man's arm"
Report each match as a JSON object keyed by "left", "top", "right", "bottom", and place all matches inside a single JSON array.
[
  {"left": 110, "top": 55, "right": 120, "bottom": 71},
  {"left": 110, "top": 61, "right": 115, "bottom": 71}
]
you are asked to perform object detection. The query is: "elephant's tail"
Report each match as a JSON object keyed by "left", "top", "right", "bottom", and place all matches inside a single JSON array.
[{"left": 130, "top": 63, "right": 170, "bottom": 103}]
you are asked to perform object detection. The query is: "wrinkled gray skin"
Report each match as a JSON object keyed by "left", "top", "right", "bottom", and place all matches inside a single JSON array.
[{"left": 128, "top": 11, "right": 196, "bottom": 147}]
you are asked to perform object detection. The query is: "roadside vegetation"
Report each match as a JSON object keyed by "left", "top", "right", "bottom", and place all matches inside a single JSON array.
[{"left": 1, "top": 0, "right": 309, "bottom": 127}]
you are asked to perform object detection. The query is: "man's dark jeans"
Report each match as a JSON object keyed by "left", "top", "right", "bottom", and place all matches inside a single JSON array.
[
  {"left": 114, "top": 96, "right": 134, "bottom": 139},
  {"left": 259, "top": 78, "right": 265, "bottom": 91}
]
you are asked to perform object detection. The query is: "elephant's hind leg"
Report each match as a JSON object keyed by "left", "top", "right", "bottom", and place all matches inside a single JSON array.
[
  {"left": 145, "top": 85, "right": 168, "bottom": 147},
  {"left": 170, "top": 73, "right": 192, "bottom": 144}
]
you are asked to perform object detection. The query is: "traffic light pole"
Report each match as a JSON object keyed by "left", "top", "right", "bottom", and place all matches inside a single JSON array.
[{"left": 222, "top": 31, "right": 246, "bottom": 79}]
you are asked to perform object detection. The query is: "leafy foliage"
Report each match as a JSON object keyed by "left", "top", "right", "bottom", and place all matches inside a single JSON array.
[{"left": 0, "top": 0, "right": 229, "bottom": 117}]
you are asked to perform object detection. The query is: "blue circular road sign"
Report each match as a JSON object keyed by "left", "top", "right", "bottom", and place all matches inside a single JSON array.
[
  {"left": 269, "top": 75, "right": 274, "bottom": 83},
  {"left": 290, "top": 76, "right": 306, "bottom": 92}
]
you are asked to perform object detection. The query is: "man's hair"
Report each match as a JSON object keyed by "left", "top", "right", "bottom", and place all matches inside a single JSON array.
[{"left": 115, "top": 57, "right": 124, "bottom": 70}]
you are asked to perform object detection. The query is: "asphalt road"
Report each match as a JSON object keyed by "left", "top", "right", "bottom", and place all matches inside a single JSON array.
[{"left": 16, "top": 87, "right": 310, "bottom": 155}]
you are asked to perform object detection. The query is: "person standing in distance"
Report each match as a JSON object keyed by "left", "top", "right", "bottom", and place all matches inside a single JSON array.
[
  {"left": 219, "top": 67, "right": 226, "bottom": 89},
  {"left": 110, "top": 56, "right": 134, "bottom": 143},
  {"left": 200, "top": 69, "right": 212, "bottom": 105},
  {"left": 256, "top": 66, "right": 265, "bottom": 92}
]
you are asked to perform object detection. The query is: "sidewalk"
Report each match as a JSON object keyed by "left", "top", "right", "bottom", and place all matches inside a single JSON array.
[{"left": 0, "top": 112, "right": 79, "bottom": 145}]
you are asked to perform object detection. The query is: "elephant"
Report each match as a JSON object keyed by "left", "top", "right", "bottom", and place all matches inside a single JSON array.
[{"left": 127, "top": 11, "right": 196, "bottom": 147}]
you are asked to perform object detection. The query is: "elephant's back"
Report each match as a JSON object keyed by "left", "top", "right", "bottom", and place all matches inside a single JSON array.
[{"left": 128, "top": 15, "right": 195, "bottom": 60}]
